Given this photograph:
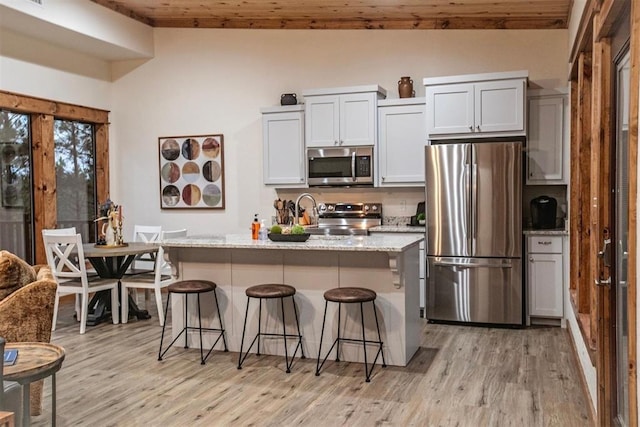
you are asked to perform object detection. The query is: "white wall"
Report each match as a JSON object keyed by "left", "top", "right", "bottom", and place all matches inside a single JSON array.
[{"left": 109, "top": 28, "right": 568, "bottom": 235}]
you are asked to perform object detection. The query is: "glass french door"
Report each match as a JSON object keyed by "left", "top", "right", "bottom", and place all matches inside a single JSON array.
[
  {"left": 0, "top": 110, "right": 34, "bottom": 263},
  {"left": 54, "top": 119, "right": 97, "bottom": 242},
  {"left": 0, "top": 111, "right": 98, "bottom": 264},
  {"left": 614, "top": 49, "right": 630, "bottom": 427}
]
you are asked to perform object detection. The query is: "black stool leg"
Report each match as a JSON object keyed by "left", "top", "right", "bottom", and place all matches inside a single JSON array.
[
  {"left": 280, "top": 296, "right": 291, "bottom": 373},
  {"left": 237, "top": 297, "right": 251, "bottom": 369},
  {"left": 372, "top": 300, "right": 387, "bottom": 368},
  {"left": 292, "top": 295, "right": 305, "bottom": 359},
  {"left": 197, "top": 294, "right": 205, "bottom": 365},
  {"left": 336, "top": 302, "right": 341, "bottom": 362},
  {"left": 184, "top": 294, "right": 189, "bottom": 349},
  {"left": 213, "top": 288, "right": 228, "bottom": 352},
  {"left": 360, "top": 302, "right": 371, "bottom": 382},
  {"left": 315, "top": 300, "right": 329, "bottom": 376},
  {"left": 158, "top": 292, "right": 172, "bottom": 361},
  {"left": 257, "top": 298, "right": 262, "bottom": 356}
]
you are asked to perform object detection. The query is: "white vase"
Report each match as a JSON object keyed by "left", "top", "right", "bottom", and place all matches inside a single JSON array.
[{"left": 102, "top": 223, "right": 115, "bottom": 245}]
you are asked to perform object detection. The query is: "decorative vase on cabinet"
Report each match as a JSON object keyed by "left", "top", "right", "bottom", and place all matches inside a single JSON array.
[{"left": 398, "top": 77, "right": 414, "bottom": 98}]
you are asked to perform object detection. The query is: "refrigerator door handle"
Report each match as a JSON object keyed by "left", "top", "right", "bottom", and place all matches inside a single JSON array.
[
  {"left": 433, "top": 260, "right": 513, "bottom": 269},
  {"left": 465, "top": 147, "right": 473, "bottom": 251},
  {"left": 472, "top": 163, "right": 478, "bottom": 253}
]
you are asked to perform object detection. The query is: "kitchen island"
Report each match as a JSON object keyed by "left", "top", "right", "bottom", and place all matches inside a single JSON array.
[{"left": 161, "top": 233, "right": 422, "bottom": 367}]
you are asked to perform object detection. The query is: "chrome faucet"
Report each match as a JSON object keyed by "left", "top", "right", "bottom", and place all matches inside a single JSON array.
[{"left": 294, "top": 193, "right": 318, "bottom": 226}]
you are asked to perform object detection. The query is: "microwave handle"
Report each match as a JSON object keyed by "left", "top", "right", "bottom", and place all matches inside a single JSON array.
[{"left": 351, "top": 152, "right": 356, "bottom": 181}]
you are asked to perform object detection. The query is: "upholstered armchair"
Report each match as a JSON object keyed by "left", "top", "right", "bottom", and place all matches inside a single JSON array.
[{"left": 0, "top": 250, "right": 57, "bottom": 416}]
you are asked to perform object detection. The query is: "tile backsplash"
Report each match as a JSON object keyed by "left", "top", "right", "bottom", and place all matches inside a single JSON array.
[{"left": 276, "top": 187, "right": 425, "bottom": 224}]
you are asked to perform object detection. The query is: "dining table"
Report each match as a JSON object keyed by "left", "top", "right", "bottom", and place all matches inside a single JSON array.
[{"left": 82, "top": 242, "right": 159, "bottom": 326}]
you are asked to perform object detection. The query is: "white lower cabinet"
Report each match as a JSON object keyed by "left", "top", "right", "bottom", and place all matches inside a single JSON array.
[
  {"left": 527, "top": 235, "right": 564, "bottom": 319},
  {"left": 370, "top": 230, "right": 425, "bottom": 316}
]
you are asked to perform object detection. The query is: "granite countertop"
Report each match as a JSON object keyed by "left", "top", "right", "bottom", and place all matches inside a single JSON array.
[
  {"left": 523, "top": 228, "right": 568, "bottom": 236},
  {"left": 162, "top": 233, "right": 423, "bottom": 253},
  {"left": 369, "top": 225, "right": 425, "bottom": 233}
]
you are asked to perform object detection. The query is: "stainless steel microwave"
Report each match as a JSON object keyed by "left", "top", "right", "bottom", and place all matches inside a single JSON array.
[{"left": 307, "top": 146, "right": 374, "bottom": 186}]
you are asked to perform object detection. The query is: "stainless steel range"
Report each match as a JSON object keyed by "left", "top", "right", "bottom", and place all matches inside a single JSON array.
[{"left": 308, "top": 202, "right": 382, "bottom": 236}]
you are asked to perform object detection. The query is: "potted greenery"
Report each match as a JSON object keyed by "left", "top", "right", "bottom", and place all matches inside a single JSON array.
[{"left": 416, "top": 212, "right": 425, "bottom": 225}]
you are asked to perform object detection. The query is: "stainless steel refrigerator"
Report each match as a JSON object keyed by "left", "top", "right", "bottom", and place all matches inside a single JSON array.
[{"left": 425, "top": 141, "right": 523, "bottom": 325}]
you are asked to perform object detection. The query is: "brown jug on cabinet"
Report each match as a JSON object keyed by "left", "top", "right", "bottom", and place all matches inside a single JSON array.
[{"left": 398, "top": 76, "right": 414, "bottom": 98}]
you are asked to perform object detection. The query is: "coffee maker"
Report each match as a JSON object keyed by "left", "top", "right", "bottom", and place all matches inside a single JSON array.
[{"left": 530, "top": 196, "right": 557, "bottom": 229}]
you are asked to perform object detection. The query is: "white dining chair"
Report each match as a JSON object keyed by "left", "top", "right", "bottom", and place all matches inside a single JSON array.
[
  {"left": 131, "top": 225, "right": 162, "bottom": 272},
  {"left": 41, "top": 227, "right": 76, "bottom": 235},
  {"left": 121, "top": 229, "right": 187, "bottom": 325},
  {"left": 42, "top": 227, "right": 82, "bottom": 315},
  {"left": 43, "top": 233, "right": 120, "bottom": 334}
]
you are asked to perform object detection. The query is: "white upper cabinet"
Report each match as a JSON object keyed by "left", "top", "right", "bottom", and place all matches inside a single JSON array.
[
  {"left": 262, "top": 105, "right": 305, "bottom": 186},
  {"left": 377, "top": 98, "right": 427, "bottom": 186},
  {"left": 303, "top": 85, "right": 386, "bottom": 147},
  {"left": 526, "top": 90, "right": 567, "bottom": 185},
  {"left": 424, "top": 71, "right": 527, "bottom": 139}
]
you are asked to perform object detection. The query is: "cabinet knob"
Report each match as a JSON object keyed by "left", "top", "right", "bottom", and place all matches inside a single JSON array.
[
  {"left": 469, "top": 126, "right": 473, "bottom": 131},
  {"left": 529, "top": 257, "right": 534, "bottom": 262},
  {"left": 335, "top": 140, "right": 339, "bottom": 145},
  {"left": 476, "top": 125, "right": 481, "bottom": 131},
  {"left": 382, "top": 176, "right": 386, "bottom": 181}
]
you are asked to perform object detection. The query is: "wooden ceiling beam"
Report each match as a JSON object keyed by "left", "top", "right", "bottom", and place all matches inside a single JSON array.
[
  {"left": 152, "top": 17, "right": 567, "bottom": 30},
  {"left": 89, "top": 0, "right": 571, "bottom": 30}
]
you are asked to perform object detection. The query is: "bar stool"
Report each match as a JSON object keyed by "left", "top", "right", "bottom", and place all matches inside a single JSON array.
[
  {"left": 315, "top": 287, "right": 386, "bottom": 382},
  {"left": 158, "top": 280, "right": 228, "bottom": 364},
  {"left": 237, "top": 284, "right": 305, "bottom": 373}
]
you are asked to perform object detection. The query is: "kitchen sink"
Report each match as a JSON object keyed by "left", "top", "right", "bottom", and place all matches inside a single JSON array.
[{"left": 304, "top": 226, "right": 369, "bottom": 236}]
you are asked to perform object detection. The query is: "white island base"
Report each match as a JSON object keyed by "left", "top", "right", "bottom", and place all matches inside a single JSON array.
[{"left": 164, "top": 235, "right": 421, "bottom": 367}]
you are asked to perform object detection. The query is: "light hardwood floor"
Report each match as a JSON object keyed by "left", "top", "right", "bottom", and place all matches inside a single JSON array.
[{"left": 31, "top": 296, "right": 592, "bottom": 426}]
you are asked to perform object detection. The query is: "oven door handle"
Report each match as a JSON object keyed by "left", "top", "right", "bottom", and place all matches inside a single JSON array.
[{"left": 351, "top": 152, "right": 356, "bottom": 182}]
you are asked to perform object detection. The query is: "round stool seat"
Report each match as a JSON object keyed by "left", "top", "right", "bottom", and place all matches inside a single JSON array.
[
  {"left": 246, "top": 284, "right": 296, "bottom": 299},
  {"left": 168, "top": 280, "right": 216, "bottom": 294},
  {"left": 324, "top": 287, "right": 376, "bottom": 303}
]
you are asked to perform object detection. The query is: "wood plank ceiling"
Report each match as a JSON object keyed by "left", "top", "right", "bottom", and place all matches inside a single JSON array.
[{"left": 90, "top": 0, "right": 571, "bottom": 30}]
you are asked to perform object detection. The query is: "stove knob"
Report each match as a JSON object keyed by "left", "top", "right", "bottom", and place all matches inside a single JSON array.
[
  {"left": 327, "top": 205, "right": 334, "bottom": 211},
  {"left": 371, "top": 205, "right": 378, "bottom": 212},
  {"left": 364, "top": 205, "right": 370, "bottom": 211},
  {"left": 318, "top": 203, "right": 326, "bottom": 212}
]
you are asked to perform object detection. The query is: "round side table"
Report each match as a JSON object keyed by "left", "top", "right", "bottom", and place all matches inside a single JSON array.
[{"left": 4, "top": 343, "right": 65, "bottom": 427}]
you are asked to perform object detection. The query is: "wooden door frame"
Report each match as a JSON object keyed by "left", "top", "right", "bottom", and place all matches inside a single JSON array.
[{"left": 570, "top": 1, "right": 637, "bottom": 425}]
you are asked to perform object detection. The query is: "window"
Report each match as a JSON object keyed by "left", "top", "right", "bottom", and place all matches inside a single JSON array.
[
  {"left": 54, "top": 119, "right": 97, "bottom": 242},
  {"left": 0, "top": 110, "right": 33, "bottom": 262}
]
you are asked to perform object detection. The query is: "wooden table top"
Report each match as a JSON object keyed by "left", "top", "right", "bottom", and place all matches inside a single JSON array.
[
  {"left": 4, "top": 342, "right": 65, "bottom": 383},
  {"left": 83, "top": 242, "right": 159, "bottom": 258}
]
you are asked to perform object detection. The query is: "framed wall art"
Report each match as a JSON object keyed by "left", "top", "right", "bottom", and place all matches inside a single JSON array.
[{"left": 158, "top": 134, "right": 225, "bottom": 209}]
